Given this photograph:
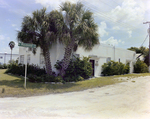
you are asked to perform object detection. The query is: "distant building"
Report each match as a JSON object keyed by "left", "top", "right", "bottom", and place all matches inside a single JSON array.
[
  {"left": 19, "top": 43, "right": 136, "bottom": 77},
  {"left": 0, "top": 53, "right": 19, "bottom": 64}
]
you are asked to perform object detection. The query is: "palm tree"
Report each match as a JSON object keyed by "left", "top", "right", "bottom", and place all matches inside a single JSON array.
[
  {"left": 17, "top": 8, "right": 63, "bottom": 75},
  {"left": 9, "top": 41, "right": 15, "bottom": 63},
  {"left": 59, "top": 2, "right": 99, "bottom": 77}
]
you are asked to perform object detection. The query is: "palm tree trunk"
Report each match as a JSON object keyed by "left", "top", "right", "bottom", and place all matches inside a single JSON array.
[
  {"left": 11, "top": 49, "right": 12, "bottom": 63},
  {"left": 44, "top": 50, "right": 52, "bottom": 75},
  {"left": 60, "top": 39, "right": 75, "bottom": 77}
]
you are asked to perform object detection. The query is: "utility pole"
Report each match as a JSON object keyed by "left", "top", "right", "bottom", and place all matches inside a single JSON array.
[
  {"left": 143, "top": 21, "right": 150, "bottom": 72},
  {"left": 114, "top": 45, "right": 115, "bottom": 61}
]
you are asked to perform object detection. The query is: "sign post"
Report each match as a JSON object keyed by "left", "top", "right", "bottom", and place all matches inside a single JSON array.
[{"left": 18, "top": 42, "right": 36, "bottom": 89}]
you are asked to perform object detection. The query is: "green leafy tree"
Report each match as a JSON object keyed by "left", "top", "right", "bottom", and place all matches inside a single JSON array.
[
  {"left": 128, "top": 46, "right": 149, "bottom": 65},
  {"left": 59, "top": 2, "right": 99, "bottom": 77},
  {"left": 17, "top": 8, "right": 63, "bottom": 75},
  {"left": 9, "top": 41, "right": 15, "bottom": 63},
  {"left": 134, "top": 59, "right": 148, "bottom": 73},
  {"left": 128, "top": 46, "right": 149, "bottom": 58}
]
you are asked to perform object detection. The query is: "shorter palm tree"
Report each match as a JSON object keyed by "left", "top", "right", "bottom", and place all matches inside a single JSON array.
[
  {"left": 9, "top": 41, "right": 15, "bottom": 63},
  {"left": 17, "top": 8, "right": 63, "bottom": 75}
]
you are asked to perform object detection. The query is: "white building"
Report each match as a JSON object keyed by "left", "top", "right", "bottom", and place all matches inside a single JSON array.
[{"left": 19, "top": 43, "right": 136, "bottom": 77}]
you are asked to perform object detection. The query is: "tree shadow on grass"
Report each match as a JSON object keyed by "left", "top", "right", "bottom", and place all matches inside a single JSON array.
[
  {"left": 43, "top": 82, "right": 80, "bottom": 91},
  {"left": 0, "top": 79, "right": 25, "bottom": 88}
]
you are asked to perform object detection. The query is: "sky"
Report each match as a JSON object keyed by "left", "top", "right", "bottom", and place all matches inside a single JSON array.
[{"left": 0, "top": 0, "right": 150, "bottom": 55}]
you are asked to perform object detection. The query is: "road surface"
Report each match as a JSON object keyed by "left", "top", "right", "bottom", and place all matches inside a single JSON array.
[{"left": 0, "top": 76, "right": 150, "bottom": 119}]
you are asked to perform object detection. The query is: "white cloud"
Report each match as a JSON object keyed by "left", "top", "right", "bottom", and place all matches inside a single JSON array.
[
  {"left": 0, "top": 35, "right": 10, "bottom": 42},
  {"left": 0, "top": 0, "right": 9, "bottom": 8},
  {"left": 108, "top": 0, "right": 145, "bottom": 27},
  {"left": 35, "top": 0, "right": 75, "bottom": 9},
  {"left": 0, "top": 35, "right": 5, "bottom": 41},
  {"left": 98, "top": 21, "right": 108, "bottom": 37},
  {"left": 6, "top": 19, "right": 10, "bottom": 21},
  {"left": 8, "top": 9, "right": 28, "bottom": 16},
  {"left": 127, "top": 30, "right": 132, "bottom": 38},
  {"left": 101, "top": 37, "right": 124, "bottom": 46},
  {"left": 15, "top": 28, "right": 20, "bottom": 31},
  {"left": 112, "top": 26, "right": 120, "bottom": 30},
  {"left": 12, "top": 24, "right": 16, "bottom": 27},
  {"left": 2, "top": 46, "right": 19, "bottom": 54}
]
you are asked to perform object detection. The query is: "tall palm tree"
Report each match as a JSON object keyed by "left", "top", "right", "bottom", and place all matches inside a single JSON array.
[
  {"left": 17, "top": 8, "right": 63, "bottom": 75},
  {"left": 59, "top": 2, "right": 99, "bottom": 77},
  {"left": 9, "top": 41, "right": 15, "bottom": 63}
]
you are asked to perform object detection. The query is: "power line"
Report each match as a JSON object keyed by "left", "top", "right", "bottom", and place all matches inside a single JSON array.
[
  {"left": 98, "top": 0, "right": 117, "bottom": 9},
  {"left": 120, "top": 34, "right": 148, "bottom": 47},
  {"left": 140, "top": 34, "right": 148, "bottom": 47},
  {"left": 71, "top": 0, "right": 146, "bottom": 48},
  {"left": 111, "top": 0, "right": 121, "bottom": 6},
  {"left": 81, "top": 0, "right": 145, "bottom": 34}
]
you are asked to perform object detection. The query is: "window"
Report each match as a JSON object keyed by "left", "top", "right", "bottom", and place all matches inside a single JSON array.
[
  {"left": 20, "top": 55, "right": 24, "bottom": 64},
  {"left": 106, "top": 57, "right": 111, "bottom": 63},
  {"left": 40, "top": 53, "right": 45, "bottom": 64},
  {"left": 27, "top": 55, "right": 30, "bottom": 64}
]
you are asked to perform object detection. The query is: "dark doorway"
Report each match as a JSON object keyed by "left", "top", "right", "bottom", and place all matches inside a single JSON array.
[{"left": 90, "top": 60, "right": 95, "bottom": 76}]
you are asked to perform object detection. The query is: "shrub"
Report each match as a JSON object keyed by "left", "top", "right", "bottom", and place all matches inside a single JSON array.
[
  {"left": 0, "top": 63, "right": 8, "bottom": 69},
  {"left": 134, "top": 59, "right": 148, "bottom": 73},
  {"left": 27, "top": 74, "right": 38, "bottom": 82},
  {"left": 102, "top": 61, "right": 130, "bottom": 76},
  {"left": 27, "top": 74, "right": 63, "bottom": 83},
  {"left": 5, "top": 63, "right": 46, "bottom": 76},
  {"left": 0, "top": 64, "right": 3, "bottom": 69},
  {"left": 41, "top": 74, "right": 55, "bottom": 82},
  {"left": 27, "top": 64, "right": 46, "bottom": 76},
  {"left": 3, "top": 63, "right": 7, "bottom": 69},
  {"left": 55, "top": 76, "right": 63, "bottom": 82},
  {"left": 63, "top": 75, "right": 84, "bottom": 82},
  {"left": 55, "top": 56, "right": 92, "bottom": 82},
  {"left": 124, "top": 63, "right": 130, "bottom": 74}
]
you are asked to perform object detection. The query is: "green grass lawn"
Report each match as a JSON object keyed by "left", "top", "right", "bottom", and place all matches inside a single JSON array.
[{"left": 0, "top": 69, "right": 150, "bottom": 97}]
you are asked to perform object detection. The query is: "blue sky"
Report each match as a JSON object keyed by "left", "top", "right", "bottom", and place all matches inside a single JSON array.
[{"left": 0, "top": 0, "right": 150, "bottom": 55}]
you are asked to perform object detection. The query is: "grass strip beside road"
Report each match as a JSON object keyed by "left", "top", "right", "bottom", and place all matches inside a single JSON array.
[{"left": 0, "top": 69, "right": 150, "bottom": 97}]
